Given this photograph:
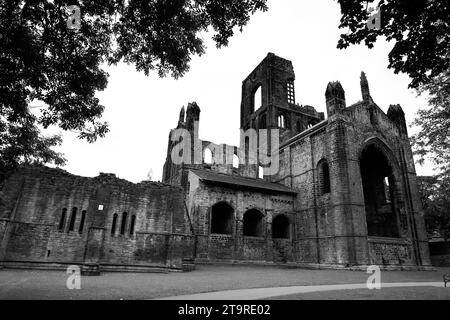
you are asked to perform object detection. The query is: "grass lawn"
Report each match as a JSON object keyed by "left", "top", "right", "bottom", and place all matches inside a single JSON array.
[{"left": 0, "top": 265, "right": 449, "bottom": 300}]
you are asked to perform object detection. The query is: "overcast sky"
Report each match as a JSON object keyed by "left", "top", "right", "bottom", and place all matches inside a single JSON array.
[{"left": 45, "top": 0, "right": 435, "bottom": 183}]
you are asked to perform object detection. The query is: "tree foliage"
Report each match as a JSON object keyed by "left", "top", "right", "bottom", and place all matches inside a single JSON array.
[
  {"left": 411, "top": 68, "right": 450, "bottom": 176},
  {"left": 337, "top": 0, "right": 449, "bottom": 89},
  {"left": 417, "top": 175, "right": 450, "bottom": 240},
  {"left": 0, "top": 0, "right": 268, "bottom": 181}
]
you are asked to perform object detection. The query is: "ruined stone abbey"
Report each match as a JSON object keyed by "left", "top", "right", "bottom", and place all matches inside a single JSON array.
[{"left": 0, "top": 53, "right": 432, "bottom": 272}]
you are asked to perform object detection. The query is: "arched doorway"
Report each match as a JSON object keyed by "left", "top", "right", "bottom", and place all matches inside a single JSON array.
[{"left": 360, "top": 143, "right": 400, "bottom": 237}]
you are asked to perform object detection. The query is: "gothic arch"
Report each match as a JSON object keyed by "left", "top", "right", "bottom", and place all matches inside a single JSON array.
[
  {"left": 359, "top": 137, "right": 404, "bottom": 238},
  {"left": 317, "top": 158, "right": 331, "bottom": 195},
  {"left": 358, "top": 137, "right": 401, "bottom": 175}
]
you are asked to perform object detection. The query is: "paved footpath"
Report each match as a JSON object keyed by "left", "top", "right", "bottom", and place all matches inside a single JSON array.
[{"left": 156, "top": 282, "right": 445, "bottom": 300}]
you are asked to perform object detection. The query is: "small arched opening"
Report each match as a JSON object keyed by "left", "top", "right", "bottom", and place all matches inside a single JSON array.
[
  {"left": 111, "top": 213, "right": 118, "bottom": 236},
  {"left": 58, "top": 208, "right": 67, "bottom": 231},
  {"left": 243, "top": 209, "right": 264, "bottom": 237},
  {"left": 211, "top": 202, "right": 234, "bottom": 235},
  {"left": 318, "top": 159, "right": 331, "bottom": 195},
  {"left": 120, "top": 212, "right": 128, "bottom": 235}
]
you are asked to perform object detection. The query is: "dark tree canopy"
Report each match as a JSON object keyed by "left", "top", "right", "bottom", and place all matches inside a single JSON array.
[
  {"left": 0, "top": 0, "right": 268, "bottom": 181},
  {"left": 337, "top": 0, "right": 449, "bottom": 89}
]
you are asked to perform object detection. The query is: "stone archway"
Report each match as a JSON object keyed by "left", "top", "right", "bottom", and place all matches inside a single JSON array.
[{"left": 359, "top": 141, "right": 401, "bottom": 238}]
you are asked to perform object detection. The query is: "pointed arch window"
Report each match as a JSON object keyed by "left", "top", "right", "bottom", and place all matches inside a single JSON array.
[
  {"left": 254, "top": 85, "right": 262, "bottom": 111},
  {"left": 58, "top": 208, "right": 67, "bottom": 231},
  {"left": 120, "top": 212, "right": 128, "bottom": 235},
  {"left": 318, "top": 159, "right": 331, "bottom": 195},
  {"left": 204, "top": 148, "right": 213, "bottom": 164},
  {"left": 111, "top": 213, "right": 118, "bottom": 236},
  {"left": 129, "top": 215, "right": 136, "bottom": 236},
  {"left": 78, "top": 210, "right": 86, "bottom": 234},
  {"left": 68, "top": 207, "right": 77, "bottom": 232}
]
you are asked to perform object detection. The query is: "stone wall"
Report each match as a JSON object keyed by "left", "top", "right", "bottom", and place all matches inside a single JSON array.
[
  {"left": 0, "top": 166, "right": 194, "bottom": 271},
  {"left": 273, "top": 97, "right": 432, "bottom": 268},
  {"left": 368, "top": 237, "right": 415, "bottom": 265},
  {"left": 188, "top": 175, "right": 295, "bottom": 263}
]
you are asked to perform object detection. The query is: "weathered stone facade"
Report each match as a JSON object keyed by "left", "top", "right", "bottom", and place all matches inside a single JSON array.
[
  {"left": 0, "top": 167, "right": 194, "bottom": 272},
  {"left": 0, "top": 53, "right": 432, "bottom": 272},
  {"left": 163, "top": 53, "right": 432, "bottom": 269}
]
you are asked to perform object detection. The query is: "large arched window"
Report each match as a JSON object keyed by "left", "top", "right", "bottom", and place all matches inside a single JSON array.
[
  {"left": 360, "top": 143, "right": 399, "bottom": 238},
  {"left": 243, "top": 209, "right": 264, "bottom": 237},
  {"left": 272, "top": 214, "right": 290, "bottom": 239},
  {"left": 318, "top": 159, "right": 331, "bottom": 195},
  {"left": 211, "top": 202, "right": 234, "bottom": 235}
]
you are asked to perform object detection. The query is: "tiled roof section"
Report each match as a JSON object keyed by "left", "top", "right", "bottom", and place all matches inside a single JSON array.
[{"left": 190, "top": 169, "right": 297, "bottom": 195}]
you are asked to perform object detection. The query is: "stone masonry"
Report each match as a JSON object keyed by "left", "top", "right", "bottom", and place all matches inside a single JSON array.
[{"left": 0, "top": 53, "right": 432, "bottom": 272}]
